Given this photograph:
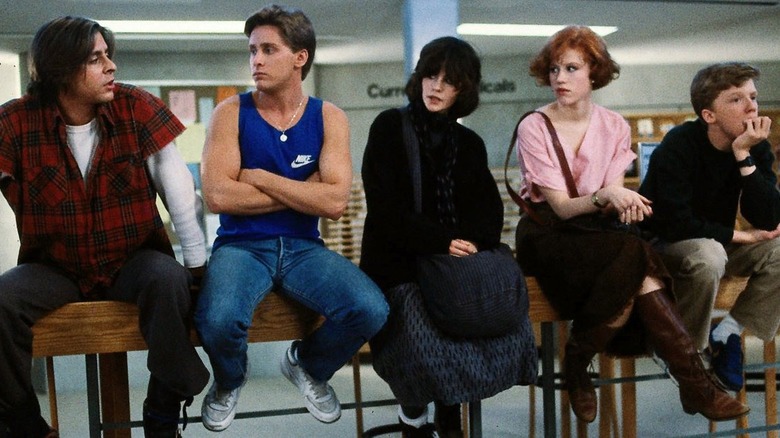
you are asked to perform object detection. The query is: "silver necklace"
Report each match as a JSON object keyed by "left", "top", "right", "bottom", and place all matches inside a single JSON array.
[{"left": 277, "top": 96, "right": 305, "bottom": 142}]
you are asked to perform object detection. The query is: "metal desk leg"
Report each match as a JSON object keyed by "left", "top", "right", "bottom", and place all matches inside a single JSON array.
[
  {"left": 469, "top": 400, "right": 482, "bottom": 438},
  {"left": 85, "top": 354, "right": 101, "bottom": 438},
  {"left": 541, "top": 321, "right": 557, "bottom": 438}
]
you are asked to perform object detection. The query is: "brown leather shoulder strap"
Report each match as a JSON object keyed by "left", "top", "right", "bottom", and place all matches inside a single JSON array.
[
  {"left": 504, "top": 110, "right": 580, "bottom": 225},
  {"left": 535, "top": 111, "right": 579, "bottom": 198},
  {"left": 504, "top": 111, "right": 546, "bottom": 225}
]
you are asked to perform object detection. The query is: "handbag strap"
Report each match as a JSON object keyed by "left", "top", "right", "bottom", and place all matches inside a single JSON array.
[
  {"left": 537, "top": 111, "right": 579, "bottom": 198},
  {"left": 504, "top": 110, "right": 579, "bottom": 224},
  {"left": 400, "top": 106, "right": 423, "bottom": 214}
]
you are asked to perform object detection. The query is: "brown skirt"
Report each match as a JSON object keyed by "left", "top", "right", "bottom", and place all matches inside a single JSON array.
[{"left": 515, "top": 204, "right": 672, "bottom": 356}]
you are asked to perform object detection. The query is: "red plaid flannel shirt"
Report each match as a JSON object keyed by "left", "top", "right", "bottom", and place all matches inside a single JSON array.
[{"left": 0, "top": 83, "right": 185, "bottom": 297}]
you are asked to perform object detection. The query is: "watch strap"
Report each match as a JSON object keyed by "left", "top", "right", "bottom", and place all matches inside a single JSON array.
[{"left": 737, "top": 156, "right": 755, "bottom": 168}]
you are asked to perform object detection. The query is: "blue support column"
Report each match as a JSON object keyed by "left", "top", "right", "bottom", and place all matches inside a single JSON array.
[{"left": 402, "top": 0, "right": 459, "bottom": 78}]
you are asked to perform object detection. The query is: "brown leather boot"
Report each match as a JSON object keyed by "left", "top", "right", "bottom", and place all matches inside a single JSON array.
[
  {"left": 564, "top": 323, "right": 620, "bottom": 423},
  {"left": 634, "top": 291, "right": 749, "bottom": 421}
]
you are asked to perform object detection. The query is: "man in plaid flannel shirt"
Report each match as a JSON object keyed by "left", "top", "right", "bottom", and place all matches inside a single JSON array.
[{"left": 0, "top": 17, "right": 208, "bottom": 438}]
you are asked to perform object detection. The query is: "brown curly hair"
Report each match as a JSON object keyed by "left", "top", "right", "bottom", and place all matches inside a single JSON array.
[{"left": 528, "top": 25, "right": 619, "bottom": 91}]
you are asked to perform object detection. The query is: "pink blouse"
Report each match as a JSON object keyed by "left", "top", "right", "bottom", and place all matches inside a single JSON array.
[{"left": 516, "top": 104, "right": 635, "bottom": 202}]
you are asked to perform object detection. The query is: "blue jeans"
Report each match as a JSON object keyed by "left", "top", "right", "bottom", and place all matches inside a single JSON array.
[{"left": 194, "top": 237, "right": 388, "bottom": 389}]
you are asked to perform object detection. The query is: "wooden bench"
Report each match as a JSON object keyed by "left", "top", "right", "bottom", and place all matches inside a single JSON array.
[
  {"left": 30, "top": 279, "right": 555, "bottom": 438},
  {"left": 31, "top": 291, "right": 323, "bottom": 438}
]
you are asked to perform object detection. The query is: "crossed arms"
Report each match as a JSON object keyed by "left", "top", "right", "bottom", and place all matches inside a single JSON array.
[{"left": 200, "top": 95, "right": 352, "bottom": 221}]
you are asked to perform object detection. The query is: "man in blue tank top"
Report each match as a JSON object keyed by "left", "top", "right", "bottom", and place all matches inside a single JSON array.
[{"left": 194, "top": 4, "right": 388, "bottom": 433}]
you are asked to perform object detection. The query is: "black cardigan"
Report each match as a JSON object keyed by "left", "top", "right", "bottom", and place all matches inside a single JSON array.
[
  {"left": 359, "top": 108, "right": 504, "bottom": 290},
  {"left": 639, "top": 119, "right": 780, "bottom": 245}
]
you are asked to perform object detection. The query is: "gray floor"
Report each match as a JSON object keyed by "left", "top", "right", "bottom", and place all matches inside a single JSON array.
[{"left": 38, "top": 337, "right": 778, "bottom": 438}]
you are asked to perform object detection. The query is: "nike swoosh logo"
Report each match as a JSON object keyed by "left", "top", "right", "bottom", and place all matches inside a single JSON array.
[{"left": 291, "top": 155, "right": 315, "bottom": 169}]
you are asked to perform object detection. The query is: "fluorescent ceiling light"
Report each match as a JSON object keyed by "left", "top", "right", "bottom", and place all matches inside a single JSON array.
[
  {"left": 99, "top": 20, "right": 244, "bottom": 34},
  {"left": 458, "top": 23, "right": 618, "bottom": 37}
]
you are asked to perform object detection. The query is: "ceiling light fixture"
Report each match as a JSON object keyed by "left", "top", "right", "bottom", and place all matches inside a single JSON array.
[
  {"left": 457, "top": 23, "right": 618, "bottom": 37},
  {"left": 99, "top": 20, "right": 244, "bottom": 34}
]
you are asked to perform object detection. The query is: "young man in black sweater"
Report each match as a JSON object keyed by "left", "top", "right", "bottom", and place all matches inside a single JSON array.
[{"left": 640, "top": 62, "right": 780, "bottom": 391}]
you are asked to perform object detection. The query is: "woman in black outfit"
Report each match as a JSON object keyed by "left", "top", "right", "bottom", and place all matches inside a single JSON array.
[{"left": 360, "top": 37, "right": 537, "bottom": 438}]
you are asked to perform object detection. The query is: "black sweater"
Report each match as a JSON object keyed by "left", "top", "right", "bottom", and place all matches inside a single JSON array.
[
  {"left": 639, "top": 119, "right": 780, "bottom": 245},
  {"left": 359, "top": 108, "right": 503, "bottom": 290}
]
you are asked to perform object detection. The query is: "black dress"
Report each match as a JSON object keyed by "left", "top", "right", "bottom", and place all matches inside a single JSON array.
[{"left": 360, "top": 107, "right": 538, "bottom": 405}]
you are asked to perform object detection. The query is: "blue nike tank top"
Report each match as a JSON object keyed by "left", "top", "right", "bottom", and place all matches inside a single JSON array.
[{"left": 213, "top": 92, "right": 324, "bottom": 250}]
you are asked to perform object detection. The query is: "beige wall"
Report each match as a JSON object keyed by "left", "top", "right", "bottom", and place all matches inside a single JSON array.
[{"left": 0, "top": 52, "right": 21, "bottom": 274}]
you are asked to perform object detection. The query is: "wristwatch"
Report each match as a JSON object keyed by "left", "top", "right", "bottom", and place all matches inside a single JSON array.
[
  {"left": 591, "top": 193, "right": 607, "bottom": 209},
  {"left": 736, "top": 156, "right": 755, "bottom": 168}
]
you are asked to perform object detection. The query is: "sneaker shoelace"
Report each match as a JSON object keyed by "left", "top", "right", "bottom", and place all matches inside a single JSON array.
[
  {"left": 307, "top": 379, "right": 332, "bottom": 402},
  {"left": 213, "top": 388, "right": 236, "bottom": 408}
]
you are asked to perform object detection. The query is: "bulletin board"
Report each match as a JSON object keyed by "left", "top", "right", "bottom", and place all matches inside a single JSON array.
[{"left": 150, "top": 85, "right": 245, "bottom": 164}]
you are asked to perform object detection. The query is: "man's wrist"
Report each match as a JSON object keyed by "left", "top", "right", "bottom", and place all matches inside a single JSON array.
[{"left": 736, "top": 155, "right": 755, "bottom": 168}]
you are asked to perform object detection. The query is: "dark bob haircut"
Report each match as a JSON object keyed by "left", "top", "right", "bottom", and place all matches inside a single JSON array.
[
  {"left": 27, "top": 16, "right": 115, "bottom": 102},
  {"left": 528, "top": 25, "right": 619, "bottom": 91},
  {"left": 244, "top": 4, "right": 316, "bottom": 81},
  {"left": 405, "top": 36, "right": 482, "bottom": 119}
]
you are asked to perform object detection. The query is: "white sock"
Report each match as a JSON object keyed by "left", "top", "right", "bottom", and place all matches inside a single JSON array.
[
  {"left": 712, "top": 314, "right": 744, "bottom": 343},
  {"left": 398, "top": 405, "right": 429, "bottom": 428}
]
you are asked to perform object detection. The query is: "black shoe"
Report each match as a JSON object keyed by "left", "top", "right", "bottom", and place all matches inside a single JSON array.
[
  {"left": 433, "top": 403, "right": 463, "bottom": 438},
  {"left": 399, "top": 418, "right": 437, "bottom": 438},
  {"left": 144, "top": 377, "right": 194, "bottom": 437},
  {"left": 143, "top": 399, "right": 182, "bottom": 438}
]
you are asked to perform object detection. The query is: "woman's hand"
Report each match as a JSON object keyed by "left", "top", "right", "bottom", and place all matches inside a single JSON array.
[
  {"left": 449, "top": 239, "right": 478, "bottom": 257},
  {"left": 599, "top": 186, "right": 653, "bottom": 224}
]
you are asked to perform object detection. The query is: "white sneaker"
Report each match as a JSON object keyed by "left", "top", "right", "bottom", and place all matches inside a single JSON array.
[
  {"left": 280, "top": 344, "right": 341, "bottom": 423},
  {"left": 201, "top": 363, "right": 250, "bottom": 431}
]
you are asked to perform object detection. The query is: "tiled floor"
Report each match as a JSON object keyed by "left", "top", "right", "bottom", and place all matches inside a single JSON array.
[{"left": 38, "top": 337, "right": 778, "bottom": 437}]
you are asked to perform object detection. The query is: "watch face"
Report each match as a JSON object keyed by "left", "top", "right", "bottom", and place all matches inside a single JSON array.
[
  {"left": 591, "top": 193, "right": 606, "bottom": 208},
  {"left": 738, "top": 156, "right": 755, "bottom": 168}
]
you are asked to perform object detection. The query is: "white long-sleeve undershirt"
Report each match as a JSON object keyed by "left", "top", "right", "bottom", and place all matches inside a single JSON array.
[
  {"left": 67, "top": 122, "right": 206, "bottom": 268},
  {"left": 146, "top": 144, "right": 207, "bottom": 268}
]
